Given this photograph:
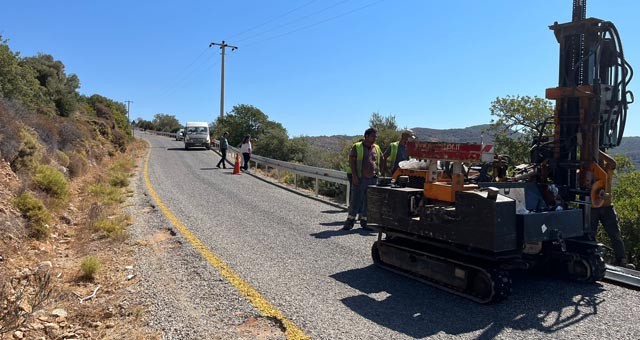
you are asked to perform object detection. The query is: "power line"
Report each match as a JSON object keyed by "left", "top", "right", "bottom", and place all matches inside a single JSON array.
[
  {"left": 242, "top": 0, "right": 385, "bottom": 48},
  {"left": 157, "top": 52, "right": 218, "bottom": 100},
  {"left": 227, "top": 0, "right": 320, "bottom": 40},
  {"left": 235, "top": 0, "right": 353, "bottom": 44}
]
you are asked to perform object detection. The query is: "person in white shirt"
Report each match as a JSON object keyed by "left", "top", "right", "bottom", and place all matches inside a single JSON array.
[{"left": 239, "top": 135, "right": 252, "bottom": 171}]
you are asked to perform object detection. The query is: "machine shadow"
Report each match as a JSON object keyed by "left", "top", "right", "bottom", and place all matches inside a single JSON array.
[
  {"left": 310, "top": 227, "right": 376, "bottom": 239},
  {"left": 330, "top": 265, "right": 605, "bottom": 339}
]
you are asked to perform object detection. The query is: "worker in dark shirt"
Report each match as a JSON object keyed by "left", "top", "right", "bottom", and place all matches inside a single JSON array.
[{"left": 343, "top": 128, "right": 381, "bottom": 230}]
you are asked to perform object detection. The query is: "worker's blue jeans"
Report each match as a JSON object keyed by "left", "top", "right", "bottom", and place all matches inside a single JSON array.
[{"left": 347, "top": 177, "right": 376, "bottom": 220}]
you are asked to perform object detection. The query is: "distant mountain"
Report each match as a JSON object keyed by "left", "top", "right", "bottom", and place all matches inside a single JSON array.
[
  {"left": 610, "top": 136, "right": 640, "bottom": 169},
  {"left": 305, "top": 125, "right": 494, "bottom": 154},
  {"left": 303, "top": 135, "right": 355, "bottom": 153},
  {"left": 412, "top": 124, "right": 492, "bottom": 144}
]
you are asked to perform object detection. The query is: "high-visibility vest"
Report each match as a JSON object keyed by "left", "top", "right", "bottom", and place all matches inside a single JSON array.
[
  {"left": 353, "top": 142, "right": 381, "bottom": 177},
  {"left": 388, "top": 141, "right": 400, "bottom": 169}
]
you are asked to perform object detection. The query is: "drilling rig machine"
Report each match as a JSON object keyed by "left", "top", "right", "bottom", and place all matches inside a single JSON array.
[{"left": 367, "top": 0, "right": 634, "bottom": 303}]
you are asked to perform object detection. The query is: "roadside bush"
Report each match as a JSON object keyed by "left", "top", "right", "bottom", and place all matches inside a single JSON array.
[
  {"left": 13, "top": 191, "right": 51, "bottom": 238},
  {"left": 11, "top": 129, "right": 43, "bottom": 173},
  {"left": 80, "top": 256, "right": 101, "bottom": 280},
  {"left": 89, "top": 183, "right": 124, "bottom": 204},
  {"left": 58, "top": 119, "right": 89, "bottom": 151},
  {"left": 55, "top": 150, "right": 70, "bottom": 167},
  {"left": 23, "top": 113, "right": 60, "bottom": 153},
  {"left": 92, "top": 215, "right": 130, "bottom": 238},
  {"left": 107, "top": 157, "right": 133, "bottom": 187},
  {"left": 109, "top": 172, "right": 129, "bottom": 188},
  {"left": 67, "top": 151, "right": 88, "bottom": 178},
  {"left": 33, "top": 165, "right": 69, "bottom": 203},
  {"left": 111, "top": 129, "right": 128, "bottom": 153}
]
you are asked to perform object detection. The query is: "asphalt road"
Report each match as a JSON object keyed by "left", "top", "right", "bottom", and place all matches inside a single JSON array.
[{"left": 139, "top": 132, "right": 640, "bottom": 340}]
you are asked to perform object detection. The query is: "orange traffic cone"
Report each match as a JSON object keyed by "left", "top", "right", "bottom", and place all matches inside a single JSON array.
[{"left": 233, "top": 154, "right": 241, "bottom": 174}]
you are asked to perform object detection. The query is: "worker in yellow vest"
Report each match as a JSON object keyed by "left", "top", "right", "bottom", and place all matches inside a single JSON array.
[
  {"left": 343, "top": 128, "right": 381, "bottom": 230},
  {"left": 382, "top": 129, "right": 415, "bottom": 177}
]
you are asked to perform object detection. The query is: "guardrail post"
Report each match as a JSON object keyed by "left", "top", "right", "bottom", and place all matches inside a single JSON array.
[
  {"left": 295, "top": 174, "right": 298, "bottom": 189},
  {"left": 315, "top": 178, "right": 319, "bottom": 196}
]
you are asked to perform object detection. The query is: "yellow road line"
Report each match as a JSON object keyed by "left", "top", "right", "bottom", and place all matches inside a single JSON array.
[{"left": 143, "top": 150, "right": 309, "bottom": 340}]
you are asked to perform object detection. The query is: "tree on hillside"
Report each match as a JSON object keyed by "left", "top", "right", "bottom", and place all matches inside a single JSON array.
[
  {"left": 609, "top": 156, "right": 640, "bottom": 267},
  {"left": 369, "top": 112, "right": 400, "bottom": 153},
  {"left": 151, "top": 114, "right": 181, "bottom": 132},
  {"left": 22, "top": 53, "right": 80, "bottom": 117},
  {"left": 0, "top": 36, "right": 42, "bottom": 109},
  {"left": 488, "top": 95, "right": 554, "bottom": 164},
  {"left": 84, "top": 95, "right": 130, "bottom": 136},
  {"left": 211, "top": 104, "right": 310, "bottom": 162},
  {"left": 213, "top": 104, "right": 268, "bottom": 146}
]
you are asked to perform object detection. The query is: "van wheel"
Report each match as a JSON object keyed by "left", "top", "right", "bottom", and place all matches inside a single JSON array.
[{"left": 184, "top": 145, "right": 189, "bottom": 150}]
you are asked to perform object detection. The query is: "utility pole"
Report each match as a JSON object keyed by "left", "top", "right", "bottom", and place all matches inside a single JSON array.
[
  {"left": 209, "top": 41, "right": 238, "bottom": 119},
  {"left": 125, "top": 100, "right": 133, "bottom": 136}
]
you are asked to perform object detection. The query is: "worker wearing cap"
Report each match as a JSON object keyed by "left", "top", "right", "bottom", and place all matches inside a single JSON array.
[
  {"left": 343, "top": 128, "right": 381, "bottom": 230},
  {"left": 382, "top": 129, "right": 415, "bottom": 177}
]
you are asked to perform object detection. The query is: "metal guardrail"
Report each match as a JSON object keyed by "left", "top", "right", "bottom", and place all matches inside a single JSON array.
[
  {"left": 605, "top": 264, "right": 640, "bottom": 289},
  {"left": 220, "top": 141, "right": 350, "bottom": 206},
  {"left": 141, "top": 130, "right": 350, "bottom": 205}
]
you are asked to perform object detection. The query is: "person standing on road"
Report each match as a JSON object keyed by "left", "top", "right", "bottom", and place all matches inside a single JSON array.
[
  {"left": 382, "top": 129, "right": 415, "bottom": 177},
  {"left": 216, "top": 132, "right": 229, "bottom": 169},
  {"left": 239, "top": 135, "right": 252, "bottom": 171},
  {"left": 343, "top": 128, "right": 381, "bottom": 230},
  {"left": 590, "top": 151, "right": 635, "bottom": 269}
]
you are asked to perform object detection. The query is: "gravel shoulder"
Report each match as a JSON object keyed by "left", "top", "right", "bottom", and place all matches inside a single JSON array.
[{"left": 125, "top": 145, "right": 287, "bottom": 339}]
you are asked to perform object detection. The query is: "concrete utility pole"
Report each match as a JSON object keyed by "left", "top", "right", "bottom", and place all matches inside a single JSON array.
[
  {"left": 209, "top": 41, "right": 238, "bottom": 119},
  {"left": 125, "top": 100, "right": 133, "bottom": 136}
]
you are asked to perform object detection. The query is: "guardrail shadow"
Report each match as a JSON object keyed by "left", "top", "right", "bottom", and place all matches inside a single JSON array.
[{"left": 330, "top": 266, "right": 604, "bottom": 339}]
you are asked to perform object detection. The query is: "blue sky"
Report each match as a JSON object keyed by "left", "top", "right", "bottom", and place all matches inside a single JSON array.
[{"left": 2, "top": 0, "right": 639, "bottom": 137}]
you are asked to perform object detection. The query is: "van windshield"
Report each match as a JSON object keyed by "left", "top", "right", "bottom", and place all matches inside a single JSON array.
[{"left": 187, "top": 127, "right": 208, "bottom": 134}]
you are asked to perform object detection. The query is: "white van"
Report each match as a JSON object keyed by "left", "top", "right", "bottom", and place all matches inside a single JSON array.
[{"left": 183, "top": 122, "right": 211, "bottom": 150}]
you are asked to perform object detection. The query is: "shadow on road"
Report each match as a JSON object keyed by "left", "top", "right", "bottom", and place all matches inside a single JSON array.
[
  {"left": 331, "top": 266, "right": 604, "bottom": 338},
  {"left": 166, "top": 147, "right": 209, "bottom": 151},
  {"left": 311, "top": 226, "right": 376, "bottom": 239},
  {"left": 321, "top": 209, "right": 344, "bottom": 214}
]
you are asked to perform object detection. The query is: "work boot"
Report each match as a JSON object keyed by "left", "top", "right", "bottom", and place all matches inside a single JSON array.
[
  {"left": 615, "top": 258, "right": 636, "bottom": 270},
  {"left": 360, "top": 219, "right": 370, "bottom": 230},
  {"left": 342, "top": 218, "right": 355, "bottom": 231}
]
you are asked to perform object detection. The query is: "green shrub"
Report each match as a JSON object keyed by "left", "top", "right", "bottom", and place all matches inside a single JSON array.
[
  {"left": 88, "top": 183, "right": 124, "bottom": 203},
  {"left": 80, "top": 256, "right": 101, "bottom": 279},
  {"left": 11, "top": 129, "right": 43, "bottom": 173},
  {"left": 13, "top": 192, "right": 51, "bottom": 238},
  {"left": 109, "top": 172, "right": 129, "bottom": 188},
  {"left": 108, "top": 158, "right": 133, "bottom": 188},
  {"left": 56, "top": 150, "right": 70, "bottom": 167},
  {"left": 33, "top": 165, "right": 69, "bottom": 202},
  {"left": 110, "top": 157, "right": 134, "bottom": 174},
  {"left": 92, "top": 215, "right": 130, "bottom": 240}
]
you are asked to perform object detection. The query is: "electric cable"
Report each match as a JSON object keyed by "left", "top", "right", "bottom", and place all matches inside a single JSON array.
[{"left": 241, "top": 0, "right": 385, "bottom": 48}]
